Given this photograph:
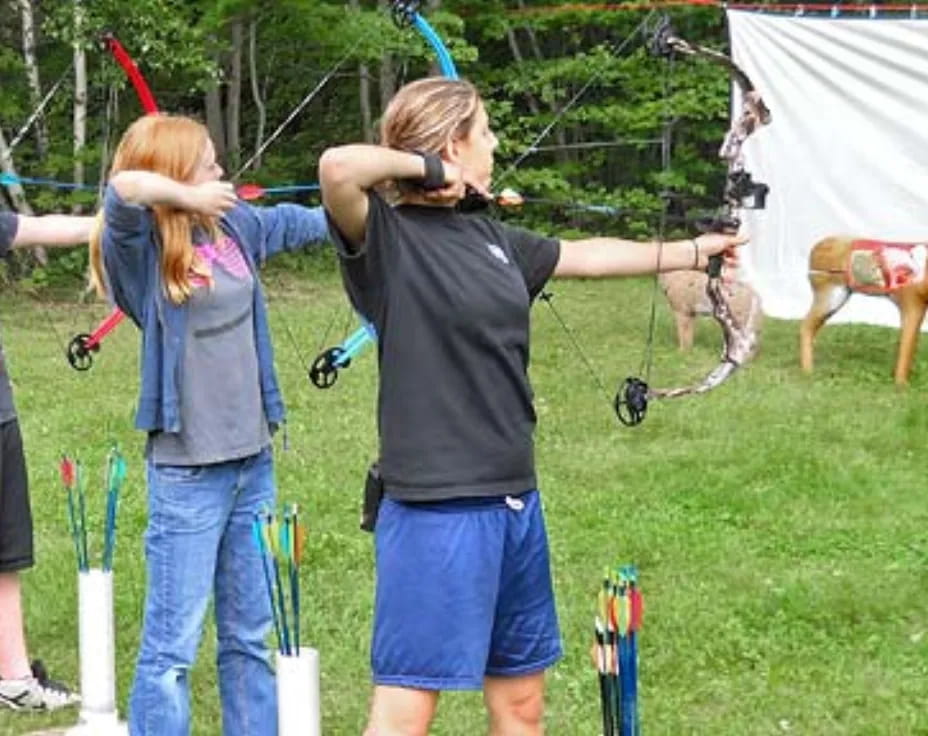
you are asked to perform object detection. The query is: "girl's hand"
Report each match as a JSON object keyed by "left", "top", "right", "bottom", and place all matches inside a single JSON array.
[{"left": 187, "top": 180, "right": 237, "bottom": 216}]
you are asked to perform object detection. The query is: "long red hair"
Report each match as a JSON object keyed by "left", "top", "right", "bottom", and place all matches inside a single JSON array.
[{"left": 90, "top": 114, "right": 217, "bottom": 304}]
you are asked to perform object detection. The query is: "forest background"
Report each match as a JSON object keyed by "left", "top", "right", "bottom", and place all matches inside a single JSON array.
[{"left": 1, "top": 0, "right": 799, "bottom": 267}]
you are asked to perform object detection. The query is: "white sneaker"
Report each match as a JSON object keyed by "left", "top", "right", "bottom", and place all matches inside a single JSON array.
[{"left": 0, "top": 660, "right": 80, "bottom": 711}]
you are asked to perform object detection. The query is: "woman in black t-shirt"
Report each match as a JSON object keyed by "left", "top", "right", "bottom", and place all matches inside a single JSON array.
[{"left": 319, "top": 77, "right": 746, "bottom": 736}]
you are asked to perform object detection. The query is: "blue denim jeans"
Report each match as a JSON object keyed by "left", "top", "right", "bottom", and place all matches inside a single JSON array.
[{"left": 129, "top": 447, "right": 277, "bottom": 736}]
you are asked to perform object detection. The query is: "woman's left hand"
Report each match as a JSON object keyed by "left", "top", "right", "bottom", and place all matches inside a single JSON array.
[
  {"left": 695, "top": 231, "right": 748, "bottom": 268},
  {"left": 695, "top": 230, "right": 748, "bottom": 255}
]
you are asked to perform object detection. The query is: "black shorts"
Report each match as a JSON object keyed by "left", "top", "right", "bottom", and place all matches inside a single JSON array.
[{"left": 0, "top": 419, "right": 32, "bottom": 572}]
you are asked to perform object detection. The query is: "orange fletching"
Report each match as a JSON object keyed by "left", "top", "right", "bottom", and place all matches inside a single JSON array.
[{"left": 630, "top": 588, "right": 644, "bottom": 631}]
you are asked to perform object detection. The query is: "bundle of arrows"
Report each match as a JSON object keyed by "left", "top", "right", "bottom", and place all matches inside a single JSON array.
[
  {"left": 594, "top": 564, "right": 644, "bottom": 736},
  {"left": 253, "top": 504, "right": 305, "bottom": 656},
  {"left": 58, "top": 445, "right": 128, "bottom": 572}
]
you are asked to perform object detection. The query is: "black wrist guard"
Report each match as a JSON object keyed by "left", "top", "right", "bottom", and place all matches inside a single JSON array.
[{"left": 412, "top": 150, "right": 445, "bottom": 191}]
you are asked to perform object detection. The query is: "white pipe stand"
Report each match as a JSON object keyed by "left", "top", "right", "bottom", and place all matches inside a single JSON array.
[
  {"left": 67, "top": 569, "right": 127, "bottom": 736},
  {"left": 276, "top": 647, "right": 320, "bottom": 736}
]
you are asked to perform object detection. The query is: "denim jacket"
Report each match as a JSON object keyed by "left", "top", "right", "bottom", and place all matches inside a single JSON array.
[{"left": 101, "top": 186, "right": 328, "bottom": 433}]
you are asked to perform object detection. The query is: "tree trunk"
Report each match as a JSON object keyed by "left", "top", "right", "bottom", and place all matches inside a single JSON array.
[
  {"left": 350, "top": 0, "right": 373, "bottom": 142},
  {"left": 505, "top": 28, "right": 540, "bottom": 116},
  {"left": 379, "top": 54, "right": 396, "bottom": 112},
  {"left": 359, "top": 62, "right": 373, "bottom": 143},
  {"left": 204, "top": 49, "right": 227, "bottom": 163},
  {"left": 226, "top": 19, "right": 243, "bottom": 171},
  {"left": 17, "top": 0, "right": 48, "bottom": 158},
  {"left": 377, "top": 0, "right": 396, "bottom": 110},
  {"left": 72, "top": 0, "right": 87, "bottom": 213},
  {"left": 513, "top": 0, "right": 568, "bottom": 162},
  {"left": 247, "top": 18, "right": 266, "bottom": 170}
]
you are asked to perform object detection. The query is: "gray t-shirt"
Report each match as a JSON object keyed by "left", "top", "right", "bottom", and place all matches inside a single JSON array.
[
  {"left": 333, "top": 194, "right": 560, "bottom": 502},
  {"left": 148, "top": 234, "right": 269, "bottom": 465},
  {"left": 0, "top": 213, "right": 19, "bottom": 423}
]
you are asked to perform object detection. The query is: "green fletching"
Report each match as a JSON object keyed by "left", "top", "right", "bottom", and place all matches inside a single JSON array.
[
  {"left": 279, "top": 516, "right": 291, "bottom": 562},
  {"left": 252, "top": 518, "right": 266, "bottom": 553},
  {"left": 268, "top": 517, "right": 280, "bottom": 556},
  {"left": 261, "top": 517, "right": 273, "bottom": 554},
  {"left": 106, "top": 446, "right": 128, "bottom": 493}
]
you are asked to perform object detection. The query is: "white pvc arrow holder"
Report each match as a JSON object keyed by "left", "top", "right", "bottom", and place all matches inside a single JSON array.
[
  {"left": 276, "top": 647, "right": 320, "bottom": 736},
  {"left": 67, "top": 568, "right": 127, "bottom": 736}
]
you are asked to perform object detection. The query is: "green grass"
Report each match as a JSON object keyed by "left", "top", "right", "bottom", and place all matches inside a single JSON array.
[{"left": 1, "top": 262, "right": 926, "bottom": 735}]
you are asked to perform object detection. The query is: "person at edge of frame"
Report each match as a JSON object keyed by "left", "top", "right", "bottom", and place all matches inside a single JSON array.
[{"left": 0, "top": 210, "right": 94, "bottom": 711}]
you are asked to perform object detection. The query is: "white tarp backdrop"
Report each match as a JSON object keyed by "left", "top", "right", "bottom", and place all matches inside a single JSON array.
[{"left": 727, "top": 10, "right": 928, "bottom": 327}]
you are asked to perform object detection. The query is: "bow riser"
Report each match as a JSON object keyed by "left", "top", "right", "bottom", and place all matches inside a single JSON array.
[{"left": 647, "top": 19, "right": 770, "bottom": 400}]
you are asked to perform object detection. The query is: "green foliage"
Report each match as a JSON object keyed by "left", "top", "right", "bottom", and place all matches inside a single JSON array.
[
  {"left": 42, "top": 0, "right": 215, "bottom": 82},
  {"left": 3, "top": 0, "right": 735, "bottom": 234}
]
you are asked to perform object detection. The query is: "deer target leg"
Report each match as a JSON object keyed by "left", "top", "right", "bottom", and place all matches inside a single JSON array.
[
  {"left": 674, "top": 310, "right": 696, "bottom": 351},
  {"left": 800, "top": 278, "right": 851, "bottom": 373},
  {"left": 892, "top": 288, "right": 927, "bottom": 385}
]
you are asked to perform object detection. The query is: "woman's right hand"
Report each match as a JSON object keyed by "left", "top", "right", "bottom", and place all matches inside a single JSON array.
[
  {"left": 187, "top": 181, "right": 238, "bottom": 216},
  {"left": 422, "top": 161, "right": 490, "bottom": 205}
]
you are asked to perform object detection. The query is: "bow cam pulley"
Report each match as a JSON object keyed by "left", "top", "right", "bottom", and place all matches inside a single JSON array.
[
  {"left": 309, "top": 347, "right": 349, "bottom": 389},
  {"left": 390, "top": 0, "right": 423, "bottom": 28},
  {"left": 66, "top": 334, "right": 98, "bottom": 371},
  {"left": 645, "top": 16, "right": 681, "bottom": 59},
  {"left": 613, "top": 377, "right": 649, "bottom": 427}
]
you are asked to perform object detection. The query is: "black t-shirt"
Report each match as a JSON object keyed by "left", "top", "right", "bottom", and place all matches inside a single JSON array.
[
  {"left": 331, "top": 192, "right": 560, "bottom": 501},
  {"left": 0, "top": 213, "right": 18, "bottom": 422}
]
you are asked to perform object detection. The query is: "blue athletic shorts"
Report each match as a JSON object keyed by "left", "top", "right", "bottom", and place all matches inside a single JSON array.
[{"left": 371, "top": 489, "right": 563, "bottom": 690}]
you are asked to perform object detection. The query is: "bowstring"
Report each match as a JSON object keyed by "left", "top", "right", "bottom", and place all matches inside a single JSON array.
[
  {"left": 8, "top": 63, "right": 74, "bottom": 152},
  {"left": 96, "top": 83, "right": 119, "bottom": 205},
  {"left": 1, "top": 61, "right": 101, "bottom": 366},
  {"left": 493, "top": 10, "right": 659, "bottom": 415},
  {"left": 233, "top": 23, "right": 381, "bottom": 382},
  {"left": 636, "top": 40, "right": 675, "bottom": 383},
  {"left": 491, "top": 10, "right": 658, "bottom": 192},
  {"left": 264, "top": 267, "right": 314, "bottom": 376},
  {"left": 233, "top": 46, "right": 356, "bottom": 180},
  {"left": 239, "top": 59, "right": 352, "bottom": 379},
  {"left": 67, "top": 74, "right": 119, "bottom": 364}
]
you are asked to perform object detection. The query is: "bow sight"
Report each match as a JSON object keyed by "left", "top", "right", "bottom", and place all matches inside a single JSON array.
[{"left": 728, "top": 169, "right": 768, "bottom": 210}]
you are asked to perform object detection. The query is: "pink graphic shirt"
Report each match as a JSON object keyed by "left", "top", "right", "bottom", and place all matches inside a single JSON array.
[{"left": 191, "top": 235, "right": 250, "bottom": 286}]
